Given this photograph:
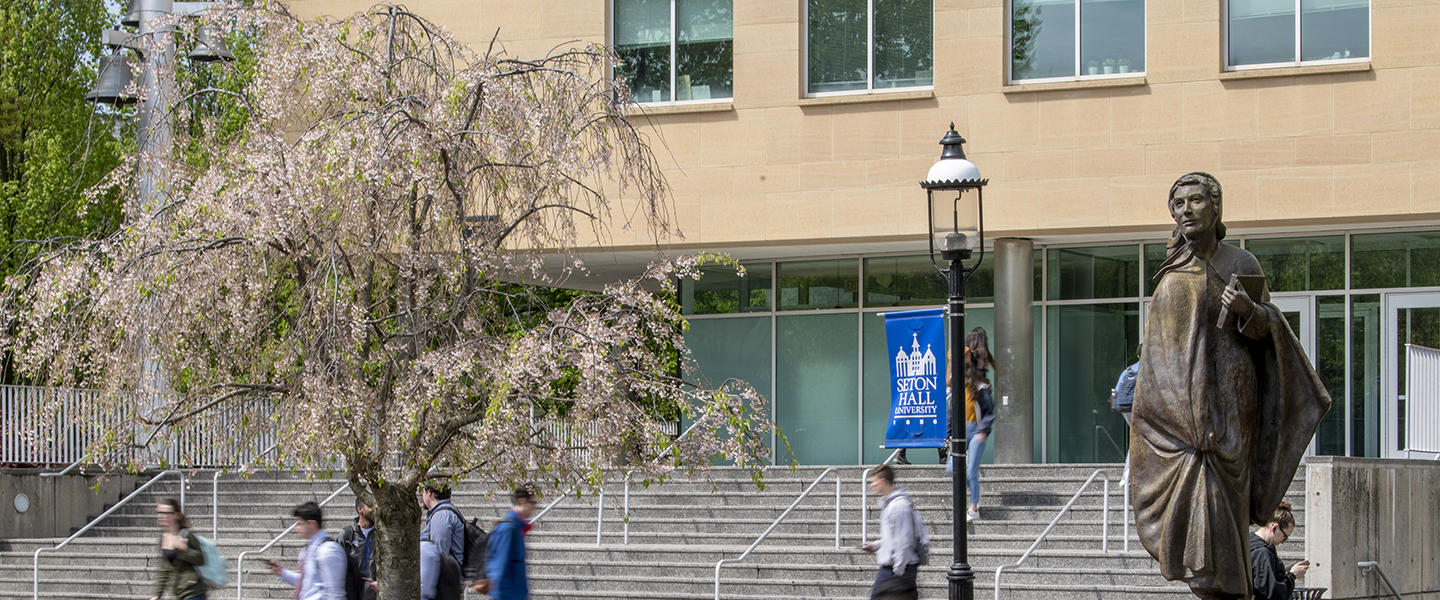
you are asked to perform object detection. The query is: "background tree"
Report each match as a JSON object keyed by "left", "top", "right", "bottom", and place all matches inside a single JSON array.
[
  {"left": 0, "top": 0, "right": 125, "bottom": 384},
  {"left": 0, "top": 3, "right": 776, "bottom": 598}
]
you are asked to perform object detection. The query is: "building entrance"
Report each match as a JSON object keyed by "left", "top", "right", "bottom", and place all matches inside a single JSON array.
[{"left": 1383, "top": 292, "right": 1440, "bottom": 458}]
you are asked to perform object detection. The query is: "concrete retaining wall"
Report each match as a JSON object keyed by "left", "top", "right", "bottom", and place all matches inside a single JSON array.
[
  {"left": 1307, "top": 457, "right": 1440, "bottom": 600},
  {"left": 0, "top": 470, "right": 142, "bottom": 539}
]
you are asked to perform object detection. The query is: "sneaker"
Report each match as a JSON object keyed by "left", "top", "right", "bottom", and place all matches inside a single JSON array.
[
  {"left": 966, "top": 508, "right": 980, "bottom": 523},
  {"left": 895, "top": 455, "right": 911, "bottom": 465}
]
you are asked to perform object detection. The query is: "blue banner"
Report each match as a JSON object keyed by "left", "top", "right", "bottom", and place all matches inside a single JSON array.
[{"left": 883, "top": 308, "right": 947, "bottom": 448}]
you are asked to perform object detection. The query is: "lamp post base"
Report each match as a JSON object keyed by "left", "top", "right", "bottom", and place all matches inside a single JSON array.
[{"left": 947, "top": 560, "right": 975, "bottom": 600}]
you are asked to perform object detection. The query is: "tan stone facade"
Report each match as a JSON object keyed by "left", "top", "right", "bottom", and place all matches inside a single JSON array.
[{"left": 284, "top": 0, "right": 1440, "bottom": 253}]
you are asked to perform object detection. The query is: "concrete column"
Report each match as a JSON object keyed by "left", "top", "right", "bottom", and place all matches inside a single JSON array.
[{"left": 993, "top": 238, "right": 1034, "bottom": 464}]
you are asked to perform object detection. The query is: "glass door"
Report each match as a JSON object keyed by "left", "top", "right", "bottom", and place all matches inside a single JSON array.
[
  {"left": 1384, "top": 292, "right": 1440, "bottom": 458},
  {"left": 1271, "top": 296, "right": 1316, "bottom": 454}
]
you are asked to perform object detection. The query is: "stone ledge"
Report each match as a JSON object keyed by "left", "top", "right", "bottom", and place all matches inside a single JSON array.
[
  {"left": 623, "top": 101, "right": 734, "bottom": 117},
  {"left": 1218, "top": 61, "right": 1372, "bottom": 80},
  {"left": 797, "top": 89, "right": 936, "bottom": 106},
  {"left": 1002, "top": 76, "right": 1147, "bottom": 94}
]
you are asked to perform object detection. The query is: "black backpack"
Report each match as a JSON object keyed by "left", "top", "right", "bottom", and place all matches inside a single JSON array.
[
  {"left": 435, "top": 505, "right": 488, "bottom": 580},
  {"left": 336, "top": 525, "right": 375, "bottom": 600}
]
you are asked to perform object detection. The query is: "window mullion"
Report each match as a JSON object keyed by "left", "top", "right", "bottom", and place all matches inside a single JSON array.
[
  {"left": 1294, "top": 0, "right": 1302, "bottom": 64},
  {"left": 867, "top": 0, "right": 875, "bottom": 91},
  {"left": 1075, "top": 0, "right": 1082, "bottom": 77},
  {"left": 671, "top": 0, "right": 678, "bottom": 102}
]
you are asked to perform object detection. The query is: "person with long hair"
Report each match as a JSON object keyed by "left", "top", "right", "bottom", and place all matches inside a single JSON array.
[
  {"left": 150, "top": 498, "right": 207, "bottom": 600},
  {"left": 949, "top": 326, "right": 996, "bottom": 523}
]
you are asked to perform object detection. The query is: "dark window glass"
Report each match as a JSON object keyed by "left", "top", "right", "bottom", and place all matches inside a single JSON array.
[
  {"left": 682, "top": 263, "right": 771, "bottom": 315},
  {"left": 1352, "top": 231, "right": 1440, "bottom": 289},
  {"left": 1315, "top": 295, "right": 1346, "bottom": 455},
  {"left": 1012, "top": 0, "right": 1075, "bottom": 80},
  {"left": 1228, "top": 0, "right": 1369, "bottom": 67},
  {"left": 1229, "top": 0, "right": 1296, "bottom": 66},
  {"left": 1048, "top": 245, "right": 1139, "bottom": 300},
  {"left": 1300, "top": 0, "right": 1368, "bottom": 61},
  {"left": 1046, "top": 302, "right": 1138, "bottom": 463},
  {"left": 779, "top": 259, "right": 860, "bottom": 310},
  {"left": 616, "top": 0, "right": 734, "bottom": 104},
  {"left": 1351, "top": 294, "right": 1381, "bottom": 457},
  {"left": 873, "top": 0, "right": 934, "bottom": 89},
  {"left": 777, "top": 313, "right": 859, "bottom": 464},
  {"left": 864, "top": 255, "right": 947, "bottom": 307},
  {"left": 809, "top": 0, "right": 933, "bottom": 93},
  {"left": 1248, "top": 236, "right": 1345, "bottom": 292},
  {"left": 808, "top": 0, "right": 868, "bottom": 93}
]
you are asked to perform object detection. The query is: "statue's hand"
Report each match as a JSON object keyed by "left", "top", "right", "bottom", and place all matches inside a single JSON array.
[{"left": 1222, "top": 281, "right": 1255, "bottom": 320}]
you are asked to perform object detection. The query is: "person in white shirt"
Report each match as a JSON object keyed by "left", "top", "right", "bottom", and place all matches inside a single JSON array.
[
  {"left": 266, "top": 501, "right": 348, "bottom": 600},
  {"left": 862, "top": 465, "right": 924, "bottom": 600}
]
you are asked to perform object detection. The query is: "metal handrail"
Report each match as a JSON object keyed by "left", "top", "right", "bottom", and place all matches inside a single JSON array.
[
  {"left": 1358, "top": 561, "right": 1404, "bottom": 600},
  {"left": 235, "top": 482, "right": 350, "bottom": 600},
  {"left": 860, "top": 448, "right": 904, "bottom": 543},
  {"left": 38, "top": 453, "right": 92, "bottom": 478},
  {"left": 32, "top": 469, "right": 184, "bottom": 600},
  {"left": 713, "top": 468, "right": 842, "bottom": 600},
  {"left": 992, "top": 469, "right": 1115, "bottom": 600},
  {"left": 212, "top": 440, "right": 283, "bottom": 539},
  {"left": 594, "top": 419, "right": 702, "bottom": 545}
]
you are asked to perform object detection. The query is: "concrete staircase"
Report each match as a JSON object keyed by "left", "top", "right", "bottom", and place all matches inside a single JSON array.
[{"left": 0, "top": 463, "right": 1309, "bottom": 600}]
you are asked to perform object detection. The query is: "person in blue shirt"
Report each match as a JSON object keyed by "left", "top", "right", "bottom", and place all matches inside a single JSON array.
[
  {"left": 420, "top": 483, "right": 466, "bottom": 568},
  {"left": 481, "top": 486, "right": 538, "bottom": 600},
  {"left": 1111, "top": 344, "right": 1141, "bottom": 425}
]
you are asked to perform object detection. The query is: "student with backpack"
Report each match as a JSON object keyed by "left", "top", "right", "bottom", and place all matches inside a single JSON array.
[
  {"left": 421, "top": 481, "right": 489, "bottom": 588},
  {"left": 861, "top": 465, "right": 929, "bottom": 600},
  {"left": 1111, "top": 344, "right": 1141, "bottom": 425},
  {"left": 150, "top": 498, "right": 210, "bottom": 600},
  {"left": 338, "top": 498, "right": 377, "bottom": 600},
  {"left": 480, "top": 487, "right": 539, "bottom": 600}
]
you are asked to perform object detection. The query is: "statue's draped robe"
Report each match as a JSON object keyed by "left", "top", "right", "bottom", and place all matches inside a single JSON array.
[{"left": 1130, "top": 243, "right": 1330, "bottom": 598}]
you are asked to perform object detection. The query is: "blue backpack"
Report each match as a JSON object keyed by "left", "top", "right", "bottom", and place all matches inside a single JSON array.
[
  {"left": 184, "top": 530, "right": 228, "bottom": 587},
  {"left": 1111, "top": 365, "right": 1138, "bottom": 413}
]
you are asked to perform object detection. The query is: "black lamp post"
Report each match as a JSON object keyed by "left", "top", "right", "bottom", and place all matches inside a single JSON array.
[{"left": 921, "top": 123, "right": 986, "bottom": 600}]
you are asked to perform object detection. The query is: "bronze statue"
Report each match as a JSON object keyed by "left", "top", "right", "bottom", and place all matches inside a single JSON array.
[{"left": 1130, "top": 172, "right": 1331, "bottom": 600}]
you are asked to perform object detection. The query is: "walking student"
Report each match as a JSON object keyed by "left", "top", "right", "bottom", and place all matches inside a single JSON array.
[
  {"left": 1251, "top": 500, "right": 1309, "bottom": 600},
  {"left": 420, "top": 482, "right": 466, "bottom": 568},
  {"left": 862, "top": 465, "right": 927, "bottom": 600},
  {"left": 1111, "top": 344, "right": 1141, "bottom": 426},
  {"left": 481, "top": 486, "right": 539, "bottom": 600},
  {"left": 267, "top": 501, "right": 347, "bottom": 600},
  {"left": 338, "top": 497, "right": 377, "bottom": 600},
  {"left": 951, "top": 327, "right": 997, "bottom": 524},
  {"left": 150, "top": 498, "right": 207, "bottom": 600}
]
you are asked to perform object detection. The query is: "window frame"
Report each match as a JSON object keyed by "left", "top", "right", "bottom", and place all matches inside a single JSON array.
[
  {"left": 1222, "top": 0, "right": 1372, "bottom": 71},
  {"left": 803, "top": 0, "right": 936, "bottom": 98},
  {"left": 611, "top": 0, "right": 734, "bottom": 106},
  {"left": 1006, "top": 0, "right": 1149, "bottom": 84}
]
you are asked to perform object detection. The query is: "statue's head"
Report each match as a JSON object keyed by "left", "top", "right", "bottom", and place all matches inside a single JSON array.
[{"left": 1168, "top": 172, "right": 1225, "bottom": 242}]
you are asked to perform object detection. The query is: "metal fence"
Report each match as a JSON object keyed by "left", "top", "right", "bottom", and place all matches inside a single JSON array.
[
  {"left": 2, "top": 384, "right": 682, "bottom": 468},
  {"left": 1406, "top": 344, "right": 1440, "bottom": 454}
]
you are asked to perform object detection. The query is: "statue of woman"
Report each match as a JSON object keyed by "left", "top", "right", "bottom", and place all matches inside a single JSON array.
[{"left": 1130, "top": 172, "right": 1331, "bottom": 600}]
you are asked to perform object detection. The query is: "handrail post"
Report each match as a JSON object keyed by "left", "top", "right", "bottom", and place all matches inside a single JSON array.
[
  {"left": 1359, "top": 561, "right": 1405, "bottom": 600},
  {"left": 1102, "top": 477, "right": 1110, "bottom": 553},
  {"left": 623, "top": 476, "right": 631, "bottom": 546},
  {"left": 715, "top": 468, "right": 840, "bottom": 600},
  {"left": 32, "top": 469, "right": 183, "bottom": 600},
  {"left": 834, "top": 473, "right": 841, "bottom": 549},
  {"left": 595, "top": 486, "right": 604, "bottom": 547},
  {"left": 235, "top": 481, "right": 349, "bottom": 600}
]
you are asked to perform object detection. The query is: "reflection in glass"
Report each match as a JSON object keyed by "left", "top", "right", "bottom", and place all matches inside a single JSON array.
[
  {"left": 1144, "top": 243, "right": 1167, "bottom": 296},
  {"left": 1229, "top": 0, "right": 1297, "bottom": 66},
  {"left": 1351, "top": 294, "right": 1380, "bottom": 457},
  {"left": 809, "top": 0, "right": 868, "bottom": 93},
  {"left": 1301, "top": 0, "right": 1368, "bottom": 61},
  {"left": 777, "top": 313, "right": 859, "bottom": 465},
  {"left": 1351, "top": 231, "right": 1440, "bottom": 289},
  {"left": 1048, "top": 245, "right": 1139, "bottom": 301},
  {"left": 864, "top": 255, "right": 947, "bottom": 307},
  {"left": 1047, "top": 302, "right": 1138, "bottom": 463},
  {"left": 1315, "top": 295, "right": 1346, "bottom": 455},
  {"left": 685, "top": 317, "right": 774, "bottom": 464},
  {"left": 677, "top": 0, "right": 734, "bottom": 100},
  {"left": 1012, "top": 0, "right": 1074, "bottom": 80},
  {"left": 1249, "top": 236, "right": 1344, "bottom": 292},
  {"left": 1079, "top": 0, "right": 1145, "bottom": 75},
  {"left": 682, "top": 263, "right": 771, "bottom": 315},
  {"left": 616, "top": 0, "right": 673, "bottom": 103},
  {"left": 874, "top": 0, "right": 934, "bottom": 88},
  {"left": 779, "top": 259, "right": 860, "bottom": 310}
]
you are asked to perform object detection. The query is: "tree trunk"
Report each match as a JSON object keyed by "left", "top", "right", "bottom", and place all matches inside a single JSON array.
[{"left": 372, "top": 481, "right": 423, "bottom": 600}]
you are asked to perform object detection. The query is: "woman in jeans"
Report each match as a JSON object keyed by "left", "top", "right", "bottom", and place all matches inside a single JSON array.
[
  {"left": 948, "top": 327, "right": 997, "bottom": 523},
  {"left": 150, "top": 498, "right": 207, "bottom": 600}
]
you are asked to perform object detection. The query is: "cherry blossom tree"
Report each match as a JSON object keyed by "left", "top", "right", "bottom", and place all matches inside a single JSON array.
[{"left": 0, "top": 3, "right": 775, "bottom": 597}]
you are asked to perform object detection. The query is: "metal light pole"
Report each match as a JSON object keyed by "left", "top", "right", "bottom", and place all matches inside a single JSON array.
[{"left": 921, "top": 124, "right": 987, "bottom": 600}]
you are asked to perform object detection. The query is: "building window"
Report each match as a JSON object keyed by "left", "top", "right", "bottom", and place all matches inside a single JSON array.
[
  {"left": 1010, "top": 0, "right": 1145, "bottom": 82},
  {"left": 1227, "top": 0, "right": 1369, "bottom": 68},
  {"left": 614, "top": 0, "right": 733, "bottom": 104},
  {"left": 807, "top": 0, "right": 934, "bottom": 95}
]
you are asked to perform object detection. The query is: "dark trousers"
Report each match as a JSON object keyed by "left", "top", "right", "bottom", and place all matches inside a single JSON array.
[{"left": 871, "top": 562, "right": 919, "bottom": 600}]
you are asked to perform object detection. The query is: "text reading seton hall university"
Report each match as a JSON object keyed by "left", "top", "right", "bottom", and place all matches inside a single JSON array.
[{"left": 893, "top": 376, "right": 939, "bottom": 415}]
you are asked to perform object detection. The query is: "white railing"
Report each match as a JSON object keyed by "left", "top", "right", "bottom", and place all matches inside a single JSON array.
[
  {"left": 32, "top": 469, "right": 185, "bottom": 600},
  {"left": 234, "top": 482, "right": 351, "bottom": 600},
  {"left": 714, "top": 468, "right": 842, "bottom": 600},
  {"left": 1405, "top": 344, "right": 1440, "bottom": 454},
  {"left": 992, "top": 469, "right": 1118, "bottom": 600}
]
